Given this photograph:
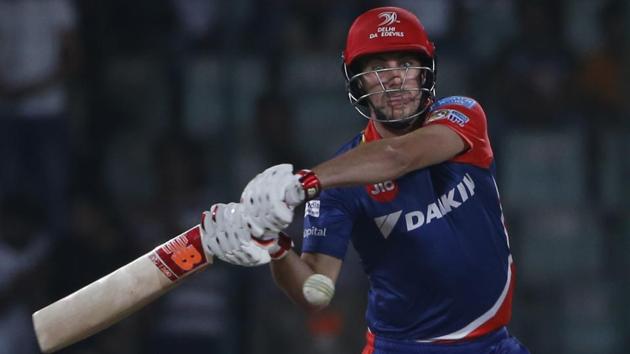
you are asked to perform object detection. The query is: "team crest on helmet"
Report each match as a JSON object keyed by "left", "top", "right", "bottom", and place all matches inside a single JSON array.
[{"left": 377, "top": 12, "right": 400, "bottom": 26}]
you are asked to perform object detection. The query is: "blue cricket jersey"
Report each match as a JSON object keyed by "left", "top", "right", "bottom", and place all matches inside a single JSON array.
[{"left": 302, "top": 96, "right": 515, "bottom": 342}]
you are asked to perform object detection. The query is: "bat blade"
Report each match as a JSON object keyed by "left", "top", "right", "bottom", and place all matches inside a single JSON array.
[{"left": 32, "top": 225, "right": 211, "bottom": 353}]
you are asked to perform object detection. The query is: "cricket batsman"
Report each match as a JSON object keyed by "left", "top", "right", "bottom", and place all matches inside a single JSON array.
[{"left": 208, "top": 6, "right": 530, "bottom": 354}]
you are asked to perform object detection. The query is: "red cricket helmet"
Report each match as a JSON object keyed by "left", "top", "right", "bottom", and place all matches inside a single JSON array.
[
  {"left": 343, "top": 6, "right": 435, "bottom": 67},
  {"left": 342, "top": 7, "right": 437, "bottom": 126}
]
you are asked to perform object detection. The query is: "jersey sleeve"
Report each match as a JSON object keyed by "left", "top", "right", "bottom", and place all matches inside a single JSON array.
[
  {"left": 424, "top": 96, "right": 494, "bottom": 169},
  {"left": 301, "top": 188, "right": 357, "bottom": 260}
]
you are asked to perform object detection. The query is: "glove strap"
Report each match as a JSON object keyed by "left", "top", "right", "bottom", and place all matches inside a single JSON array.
[
  {"left": 297, "top": 169, "right": 322, "bottom": 201},
  {"left": 252, "top": 232, "right": 294, "bottom": 260}
]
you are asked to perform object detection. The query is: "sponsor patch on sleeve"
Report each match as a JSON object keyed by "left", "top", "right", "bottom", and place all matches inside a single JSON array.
[
  {"left": 426, "top": 109, "right": 470, "bottom": 127},
  {"left": 446, "top": 110, "right": 470, "bottom": 127},
  {"left": 425, "top": 109, "right": 450, "bottom": 124},
  {"left": 305, "top": 200, "right": 320, "bottom": 218},
  {"left": 433, "top": 96, "right": 477, "bottom": 109}
]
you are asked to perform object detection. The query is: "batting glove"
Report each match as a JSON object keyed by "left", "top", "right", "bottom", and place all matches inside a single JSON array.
[
  {"left": 241, "top": 164, "right": 322, "bottom": 237},
  {"left": 200, "top": 203, "right": 270, "bottom": 267}
]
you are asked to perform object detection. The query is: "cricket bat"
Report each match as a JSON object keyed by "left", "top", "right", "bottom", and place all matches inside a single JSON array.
[{"left": 32, "top": 225, "right": 212, "bottom": 353}]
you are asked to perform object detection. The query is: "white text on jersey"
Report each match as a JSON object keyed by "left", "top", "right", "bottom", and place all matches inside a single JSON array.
[
  {"left": 373, "top": 173, "right": 477, "bottom": 238},
  {"left": 406, "top": 174, "right": 476, "bottom": 231}
]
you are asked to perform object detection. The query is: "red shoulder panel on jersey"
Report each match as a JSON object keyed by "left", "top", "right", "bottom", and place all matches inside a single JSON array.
[{"left": 424, "top": 97, "right": 494, "bottom": 169}]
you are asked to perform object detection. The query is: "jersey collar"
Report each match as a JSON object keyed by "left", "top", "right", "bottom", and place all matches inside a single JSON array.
[{"left": 361, "top": 120, "right": 382, "bottom": 143}]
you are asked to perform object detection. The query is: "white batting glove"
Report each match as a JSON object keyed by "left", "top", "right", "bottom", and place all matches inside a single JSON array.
[
  {"left": 241, "top": 164, "right": 322, "bottom": 237},
  {"left": 200, "top": 202, "right": 270, "bottom": 267}
]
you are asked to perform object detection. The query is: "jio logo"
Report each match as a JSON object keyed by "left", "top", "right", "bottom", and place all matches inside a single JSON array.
[{"left": 366, "top": 180, "right": 399, "bottom": 203}]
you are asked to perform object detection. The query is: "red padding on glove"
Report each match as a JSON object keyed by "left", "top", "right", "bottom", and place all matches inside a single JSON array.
[{"left": 297, "top": 169, "right": 321, "bottom": 201}]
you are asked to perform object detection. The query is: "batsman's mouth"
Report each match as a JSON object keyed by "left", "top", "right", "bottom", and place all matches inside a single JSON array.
[
  {"left": 387, "top": 97, "right": 405, "bottom": 106},
  {"left": 386, "top": 94, "right": 414, "bottom": 108}
]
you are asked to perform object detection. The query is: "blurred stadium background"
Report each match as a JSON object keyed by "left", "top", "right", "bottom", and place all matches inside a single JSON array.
[{"left": 1, "top": 0, "right": 628, "bottom": 353}]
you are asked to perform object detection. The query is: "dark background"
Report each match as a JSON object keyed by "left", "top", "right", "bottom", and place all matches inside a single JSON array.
[{"left": 1, "top": 0, "right": 629, "bottom": 353}]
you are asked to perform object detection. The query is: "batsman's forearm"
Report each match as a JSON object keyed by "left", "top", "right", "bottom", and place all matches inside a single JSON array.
[
  {"left": 313, "top": 136, "right": 412, "bottom": 189},
  {"left": 270, "top": 251, "right": 321, "bottom": 311}
]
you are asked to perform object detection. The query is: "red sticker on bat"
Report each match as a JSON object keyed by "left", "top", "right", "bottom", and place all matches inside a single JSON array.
[{"left": 149, "top": 226, "right": 208, "bottom": 282}]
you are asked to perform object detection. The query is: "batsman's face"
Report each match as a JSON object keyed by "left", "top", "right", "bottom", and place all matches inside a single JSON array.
[{"left": 360, "top": 53, "right": 424, "bottom": 121}]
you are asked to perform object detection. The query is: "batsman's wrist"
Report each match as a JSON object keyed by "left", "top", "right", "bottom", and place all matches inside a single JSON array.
[{"left": 296, "top": 169, "right": 321, "bottom": 201}]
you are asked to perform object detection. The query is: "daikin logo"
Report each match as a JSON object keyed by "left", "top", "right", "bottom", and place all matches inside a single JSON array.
[
  {"left": 374, "top": 210, "right": 402, "bottom": 239},
  {"left": 377, "top": 12, "right": 400, "bottom": 26},
  {"left": 373, "top": 174, "right": 477, "bottom": 238}
]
